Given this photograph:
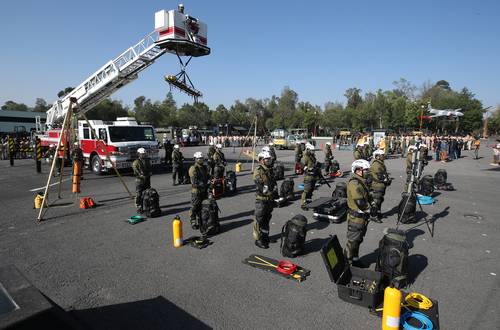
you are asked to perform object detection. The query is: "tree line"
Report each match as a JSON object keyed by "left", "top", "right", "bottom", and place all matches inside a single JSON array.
[{"left": 1, "top": 79, "right": 498, "bottom": 135}]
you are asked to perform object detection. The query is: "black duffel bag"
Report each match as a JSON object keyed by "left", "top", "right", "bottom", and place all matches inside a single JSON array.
[{"left": 281, "top": 215, "right": 307, "bottom": 258}]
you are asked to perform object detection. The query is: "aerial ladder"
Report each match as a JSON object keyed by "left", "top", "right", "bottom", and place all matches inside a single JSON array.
[{"left": 37, "top": 4, "right": 209, "bottom": 221}]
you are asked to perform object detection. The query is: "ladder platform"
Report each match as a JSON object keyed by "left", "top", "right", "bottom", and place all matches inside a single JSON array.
[{"left": 156, "top": 39, "right": 210, "bottom": 57}]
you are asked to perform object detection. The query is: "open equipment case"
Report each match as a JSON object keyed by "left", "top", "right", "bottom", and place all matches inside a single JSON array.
[
  {"left": 320, "top": 235, "right": 383, "bottom": 309},
  {"left": 308, "top": 197, "right": 348, "bottom": 223}
]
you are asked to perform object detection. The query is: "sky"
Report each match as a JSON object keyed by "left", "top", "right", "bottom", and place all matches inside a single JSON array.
[{"left": 0, "top": 0, "right": 499, "bottom": 113}]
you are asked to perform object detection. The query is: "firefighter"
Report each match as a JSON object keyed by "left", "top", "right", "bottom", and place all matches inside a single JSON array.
[
  {"left": 253, "top": 150, "right": 277, "bottom": 249},
  {"left": 172, "top": 144, "right": 184, "bottom": 185},
  {"left": 164, "top": 140, "right": 173, "bottom": 165},
  {"left": 294, "top": 142, "right": 303, "bottom": 164},
  {"left": 207, "top": 142, "right": 216, "bottom": 175},
  {"left": 268, "top": 142, "right": 277, "bottom": 166},
  {"left": 188, "top": 151, "right": 210, "bottom": 231},
  {"left": 370, "top": 149, "right": 390, "bottom": 222},
  {"left": 301, "top": 143, "right": 319, "bottom": 210},
  {"left": 324, "top": 142, "right": 333, "bottom": 174},
  {"left": 43, "top": 144, "right": 61, "bottom": 177},
  {"left": 345, "top": 159, "right": 377, "bottom": 265},
  {"left": 71, "top": 142, "right": 84, "bottom": 180},
  {"left": 363, "top": 140, "right": 372, "bottom": 160},
  {"left": 353, "top": 142, "right": 364, "bottom": 160},
  {"left": 132, "top": 148, "right": 151, "bottom": 213},
  {"left": 212, "top": 144, "right": 227, "bottom": 178},
  {"left": 406, "top": 145, "right": 417, "bottom": 183}
]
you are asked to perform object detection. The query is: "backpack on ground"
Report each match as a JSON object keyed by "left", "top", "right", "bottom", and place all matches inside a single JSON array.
[
  {"left": 280, "top": 178, "right": 295, "bottom": 200},
  {"left": 375, "top": 228, "right": 409, "bottom": 289},
  {"left": 79, "top": 197, "right": 96, "bottom": 209},
  {"left": 332, "top": 182, "right": 347, "bottom": 199},
  {"left": 224, "top": 170, "right": 237, "bottom": 195},
  {"left": 398, "top": 192, "right": 416, "bottom": 224},
  {"left": 201, "top": 197, "right": 220, "bottom": 235},
  {"left": 418, "top": 175, "right": 434, "bottom": 196},
  {"left": 280, "top": 215, "right": 308, "bottom": 258},
  {"left": 434, "top": 169, "right": 447, "bottom": 185},
  {"left": 142, "top": 188, "right": 161, "bottom": 217},
  {"left": 274, "top": 162, "right": 285, "bottom": 181}
]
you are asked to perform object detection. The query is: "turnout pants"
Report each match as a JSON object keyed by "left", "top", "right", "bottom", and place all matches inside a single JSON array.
[
  {"left": 253, "top": 199, "right": 274, "bottom": 243},
  {"left": 189, "top": 190, "right": 207, "bottom": 228},
  {"left": 301, "top": 176, "right": 316, "bottom": 207},
  {"left": 345, "top": 214, "right": 368, "bottom": 262},
  {"left": 371, "top": 185, "right": 386, "bottom": 218},
  {"left": 172, "top": 165, "right": 183, "bottom": 184},
  {"left": 135, "top": 177, "right": 151, "bottom": 210}
]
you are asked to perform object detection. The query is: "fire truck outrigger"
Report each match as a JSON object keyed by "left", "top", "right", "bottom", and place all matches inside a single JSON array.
[{"left": 38, "top": 4, "right": 209, "bottom": 174}]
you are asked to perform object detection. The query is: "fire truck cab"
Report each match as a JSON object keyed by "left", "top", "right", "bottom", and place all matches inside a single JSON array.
[{"left": 78, "top": 117, "right": 160, "bottom": 174}]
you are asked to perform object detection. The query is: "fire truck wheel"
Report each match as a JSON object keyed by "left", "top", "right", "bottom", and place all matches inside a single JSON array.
[{"left": 91, "top": 155, "right": 103, "bottom": 175}]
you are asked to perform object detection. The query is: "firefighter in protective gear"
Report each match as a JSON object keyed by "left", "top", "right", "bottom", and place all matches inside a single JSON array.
[
  {"left": 132, "top": 148, "right": 151, "bottom": 213},
  {"left": 212, "top": 144, "right": 227, "bottom": 178},
  {"left": 353, "top": 143, "right": 364, "bottom": 160},
  {"left": 268, "top": 142, "right": 277, "bottom": 166},
  {"left": 164, "top": 140, "right": 173, "bottom": 165},
  {"left": 370, "top": 149, "right": 390, "bottom": 223},
  {"left": 71, "top": 142, "right": 84, "bottom": 180},
  {"left": 363, "top": 141, "right": 372, "bottom": 160},
  {"left": 406, "top": 145, "right": 417, "bottom": 182},
  {"left": 188, "top": 152, "right": 210, "bottom": 231},
  {"left": 324, "top": 142, "right": 333, "bottom": 174},
  {"left": 207, "top": 142, "right": 216, "bottom": 175},
  {"left": 301, "top": 143, "right": 319, "bottom": 210},
  {"left": 172, "top": 144, "right": 184, "bottom": 185},
  {"left": 253, "top": 150, "right": 277, "bottom": 249},
  {"left": 345, "top": 159, "right": 376, "bottom": 264}
]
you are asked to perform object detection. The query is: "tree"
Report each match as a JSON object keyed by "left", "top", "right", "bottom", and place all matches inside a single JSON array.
[
  {"left": 392, "top": 78, "right": 416, "bottom": 100},
  {"left": 344, "top": 87, "right": 363, "bottom": 109},
  {"left": 85, "top": 99, "right": 129, "bottom": 121},
  {"left": 276, "top": 86, "right": 298, "bottom": 128},
  {"left": 211, "top": 104, "right": 230, "bottom": 126},
  {"left": 435, "top": 80, "right": 451, "bottom": 90},
  {"left": 1, "top": 100, "right": 29, "bottom": 111},
  {"left": 33, "top": 98, "right": 50, "bottom": 112}
]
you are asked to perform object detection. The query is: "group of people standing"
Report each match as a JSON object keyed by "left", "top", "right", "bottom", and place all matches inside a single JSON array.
[{"left": 0, "top": 135, "right": 33, "bottom": 160}]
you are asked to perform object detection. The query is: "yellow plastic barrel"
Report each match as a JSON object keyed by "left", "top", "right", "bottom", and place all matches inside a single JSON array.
[
  {"left": 172, "top": 216, "right": 183, "bottom": 248},
  {"left": 382, "top": 286, "right": 402, "bottom": 330},
  {"left": 72, "top": 161, "right": 81, "bottom": 193},
  {"left": 235, "top": 162, "right": 242, "bottom": 173}
]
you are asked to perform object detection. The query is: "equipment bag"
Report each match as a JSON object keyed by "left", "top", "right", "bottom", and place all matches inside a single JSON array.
[
  {"left": 142, "top": 188, "right": 161, "bottom": 218},
  {"left": 280, "top": 215, "right": 307, "bottom": 258},
  {"left": 332, "top": 182, "right": 347, "bottom": 199},
  {"left": 436, "top": 182, "right": 455, "bottom": 191},
  {"left": 330, "top": 160, "right": 340, "bottom": 173},
  {"left": 295, "top": 162, "right": 304, "bottom": 175},
  {"left": 224, "top": 170, "right": 237, "bottom": 194},
  {"left": 214, "top": 165, "right": 225, "bottom": 179},
  {"left": 201, "top": 197, "right": 220, "bottom": 235},
  {"left": 274, "top": 162, "right": 285, "bottom": 181},
  {"left": 418, "top": 175, "right": 434, "bottom": 196},
  {"left": 79, "top": 197, "right": 96, "bottom": 209},
  {"left": 280, "top": 178, "right": 295, "bottom": 200},
  {"left": 434, "top": 169, "right": 447, "bottom": 185},
  {"left": 211, "top": 178, "right": 225, "bottom": 199},
  {"left": 375, "top": 228, "right": 409, "bottom": 289},
  {"left": 398, "top": 192, "right": 416, "bottom": 224}
]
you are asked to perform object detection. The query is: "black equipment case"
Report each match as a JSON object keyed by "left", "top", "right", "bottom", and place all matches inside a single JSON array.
[
  {"left": 307, "top": 197, "right": 347, "bottom": 223},
  {"left": 320, "top": 235, "right": 383, "bottom": 308}
]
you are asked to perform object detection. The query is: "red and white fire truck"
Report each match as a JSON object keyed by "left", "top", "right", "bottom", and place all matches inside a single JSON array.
[{"left": 37, "top": 4, "right": 209, "bottom": 174}]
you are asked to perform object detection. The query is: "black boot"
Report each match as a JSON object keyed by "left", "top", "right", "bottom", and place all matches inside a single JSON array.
[{"left": 255, "top": 239, "right": 269, "bottom": 249}]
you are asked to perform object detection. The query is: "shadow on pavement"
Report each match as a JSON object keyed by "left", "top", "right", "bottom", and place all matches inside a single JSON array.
[
  {"left": 407, "top": 254, "right": 428, "bottom": 286},
  {"left": 303, "top": 237, "right": 332, "bottom": 255},
  {"left": 220, "top": 218, "right": 252, "bottom": 234},
  {"left": 161, "top": 206, "right": 191, "bottom": 217},
  {"left": 71, "top": 296, "right": 211, "bottom": 330},
  {"left": 219, "top": 210, "right": 254, "bottom": 222}
]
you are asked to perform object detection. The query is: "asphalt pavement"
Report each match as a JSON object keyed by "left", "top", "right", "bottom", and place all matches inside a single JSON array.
[{"left": 0, "top": 145, "right": 499, "bottom": 329}]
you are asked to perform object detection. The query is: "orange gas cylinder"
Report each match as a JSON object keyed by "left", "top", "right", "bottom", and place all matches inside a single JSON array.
[
  {"left": 72, "top": 161, "right": 81, "bottom": 193},
  {"left": 382, "top": 286, "right": 402, "bottom": 330}
]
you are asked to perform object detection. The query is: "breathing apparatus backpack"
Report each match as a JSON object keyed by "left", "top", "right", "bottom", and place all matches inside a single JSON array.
[
  {"left": 281, "top": 215, "right": 307, "bottom": 258},
  {"left": 274, "top": 162, "right": 285, "bottom": 181},
  {"left": 142, "top": 188, "right": 161, "bottom": 218},
  {"left": 280, "top": 178, "right": 295, "bottom": 200},
  {"left": 332, "top": 182, "right": 347, "bottom": 199},
  {"left": 398, "top": 192, "right": 416, "bottom": 224},
  {"left": 214, "top": 165, "right": 225, "bottom": 179},
  {"left": 376, "top": 228, "right": 409, "bottom": 289},
  {"left": 418, "top": 175, "right": 435, "bottom": 196},
  {"left": 434, "top": 169, "right": 447, "bottom": 185},
  {"left": 224, "top": 170, "right": 237, "bottom": 195},
  {"left": 201, "top": 197, "right": 220, "bottom": 235}
]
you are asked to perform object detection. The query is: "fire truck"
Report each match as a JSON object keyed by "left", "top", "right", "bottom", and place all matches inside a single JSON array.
[{"left": 37, "top": 4, "right": 209, "bottom": 174}]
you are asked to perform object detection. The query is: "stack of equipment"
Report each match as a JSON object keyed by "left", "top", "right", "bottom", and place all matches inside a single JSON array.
[
  {"left": 274, "top": 162, "right": 285, "bottom": 181},
  {"left": 201, "top": 196, "right": 220, "bottom": 235},
  {"left": 375, "top": 228, "right": 409, "bottom": 289},
  {"left": 224, "top": 170, "right": 237, "bottom": 195},
  {"left": 142, "top": 188, "right": 161, "bottom": 217},
  {"left": 418, "top": 175, "right": 434, "bottom": 196},
  {"left": 320, "top": 235, "right": 383, "bottom": 308},
  {"left": 332, "top": 182, "right": 347, "bottom": 199},
  {"left": 308, "top": 197, "right": 348, "bottom": 223},
  {"left": 327, "top": 160, "right": 343, "bottom": 178},
  {"left": 276, "top": 178, "right": 295, "bottom": 207},
  {"left": 434, "top": 169, "right": 454, "bottom": 190},
  {"left": 398, "top": 193, "right": 416, "bottom": 224},
  {"left": 281, "top": 215, "right": 307, "bottom": 257}
]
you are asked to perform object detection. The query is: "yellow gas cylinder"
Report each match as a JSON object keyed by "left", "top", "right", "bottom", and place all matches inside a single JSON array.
[
  {"left": 235, "top": 162, "right": 242, "bottom": 173},
  {"left": 172, "top": 216, "right": 183, "bottom": 248},
  {"left": 382, "top": 286, "right": 402, "bottom": 330}
]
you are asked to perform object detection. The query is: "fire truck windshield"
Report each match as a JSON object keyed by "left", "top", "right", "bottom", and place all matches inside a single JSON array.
[{"left": 108, "top": 126, "right": 155, "bottom": 142}]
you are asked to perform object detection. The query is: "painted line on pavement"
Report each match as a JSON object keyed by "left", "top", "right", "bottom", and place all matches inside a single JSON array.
[{"left": 29, "top": 178, "right": 71, "bottom": 192}]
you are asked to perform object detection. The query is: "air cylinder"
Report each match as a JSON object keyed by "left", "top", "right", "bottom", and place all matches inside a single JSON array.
[
  {"left": 172, "top": 216, "right": 183, "bottom": 248},
  {"left": 382, "top": 286, "right": 402, "bottom": 330}
]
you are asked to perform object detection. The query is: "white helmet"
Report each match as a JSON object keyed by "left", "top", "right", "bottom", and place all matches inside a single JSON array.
[
  {"left": 373, "top": 149, "right": 385, "bottom": 158},
  {"left": 258, "top": 150, "right": 271, "bottom": 159},
  {"left": 216, "top": 143, "right": 222, "bottom": 149},
  {"left": 326, "top": 142, "right": 331, "bottom": 146},
  {"left": 408, "top": 145, "right": 417, "bottom": 151},
  {"left": 194, "top": 151, "right": 203, "bottom": 159},
  {"left": 262, "top": 146, "right": 270, "bottom": 152},
  {"left": 351, "top": 159, "right": 370, "bottom": 173},
  {"left": 209, "top": 142, "right": 214, "bottom": 146},
  {"left": 305, "top": 143, "right": 314, "bottom": 150},
  {"left": 74, "top": 142, "right": 79, "bottom": 146},
  {"left": 137, "top": 147, "right": 146, "bottom": 154},
  {"left": 419, "top": 144, "right": 427, "bottom": 149},
  {"left": 268, "top": 142, "right": 274, "bottom": 146},
  {"left": 174, "top": 144, "right": 179, "bottom": 149}
]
